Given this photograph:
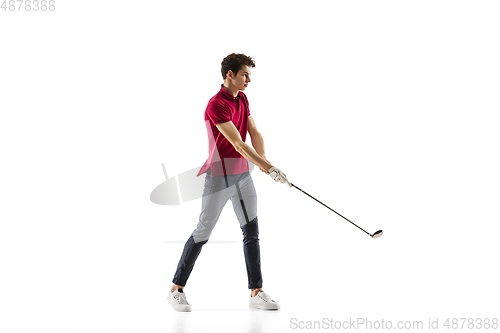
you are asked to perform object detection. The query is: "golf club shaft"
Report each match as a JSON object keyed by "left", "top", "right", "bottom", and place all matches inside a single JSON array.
[{"left": 290, "top": 183, "right": 371, "bottom": 236}]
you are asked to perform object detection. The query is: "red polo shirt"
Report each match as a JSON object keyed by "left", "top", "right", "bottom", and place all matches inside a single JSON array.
[{"left": 197, "top": 84, "right": 251, "bottom": 177}]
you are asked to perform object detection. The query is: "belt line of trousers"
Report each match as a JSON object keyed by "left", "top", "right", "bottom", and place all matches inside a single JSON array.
[{"left": 172, "top": 170, "right": 262, "bottom": 289}]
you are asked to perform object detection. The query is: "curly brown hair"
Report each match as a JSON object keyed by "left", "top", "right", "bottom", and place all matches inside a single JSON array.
[{"left": 221, "top": 53, "right": 256, "bottom": 80}]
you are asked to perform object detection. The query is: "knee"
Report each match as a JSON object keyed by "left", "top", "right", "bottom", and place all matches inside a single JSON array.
[
  {"left": 190, "top": 233, "right": 209, "bottom": 245},
  {"left": 242, "top": 217, "right": 259, "bottom": 245}
]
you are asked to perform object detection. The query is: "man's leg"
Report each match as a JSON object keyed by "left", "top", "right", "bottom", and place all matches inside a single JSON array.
[
  {"left": 171, "top": 234, "right": 208, "bottom": 288},
  {"left": 171, "top": 170, "right": 233, "bottom": 289},
  {"left": 242, "top": 217, "right": 262, "bottom": 295},
  {"left": 232, "top": 174, "right": 280, "bottom": 309},
  {"left": 230, "top": 172, "right": 262, "bottom": 292}
]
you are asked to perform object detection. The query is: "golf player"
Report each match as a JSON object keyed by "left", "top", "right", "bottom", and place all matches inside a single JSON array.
[{"left": 167, "top": 53, "right": 291, "bottom": 311}]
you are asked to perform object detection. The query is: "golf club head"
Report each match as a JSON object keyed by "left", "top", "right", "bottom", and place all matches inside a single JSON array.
[{"left": 371, "top": 230, "right": 383, "bottom": 239}]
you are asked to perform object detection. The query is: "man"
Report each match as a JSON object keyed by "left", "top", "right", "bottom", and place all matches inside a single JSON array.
[{"left": 167, "top": 53, "right": 291, "bottom": 312}]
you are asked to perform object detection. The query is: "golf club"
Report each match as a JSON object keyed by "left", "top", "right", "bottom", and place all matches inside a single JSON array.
[{"left": 290, "top": 183, "right": 383, "bottom": 239}]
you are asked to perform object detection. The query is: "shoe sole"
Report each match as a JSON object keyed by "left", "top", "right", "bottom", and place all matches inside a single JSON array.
[{"left": 249, "top": 303, "right": 280, "bottom": 310}]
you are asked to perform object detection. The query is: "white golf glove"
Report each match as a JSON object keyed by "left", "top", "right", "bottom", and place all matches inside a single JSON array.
[{"left": 267, "top": 166, "right": 292, "bottom": 187}]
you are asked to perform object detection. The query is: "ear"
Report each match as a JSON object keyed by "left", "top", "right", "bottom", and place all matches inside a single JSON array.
[{"left": 227, "top": 70, "right": 235, "bottom": 80}]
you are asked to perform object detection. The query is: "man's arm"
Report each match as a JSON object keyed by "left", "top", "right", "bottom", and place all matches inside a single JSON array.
[
  {"left": 248, "top": 116, "right": 265, "bottom": 156},
  {"left": 215, "top": 120, "right": 273, "bottom": 173},
  {"left": 247, "top": 115, "right": 272, "bottom": 173}
]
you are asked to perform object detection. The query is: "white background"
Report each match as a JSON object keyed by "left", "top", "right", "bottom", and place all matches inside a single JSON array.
[{"left": 1, "top": 1, "right": 499, "bottom": 332}]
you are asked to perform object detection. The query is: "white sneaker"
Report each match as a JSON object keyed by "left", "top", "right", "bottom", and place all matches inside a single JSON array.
[
  {"left": 167, "top": 289, "right": 192, "bottom": 312},
  {"left": 249, "top": 291, "right": 280, "bottom": 310}
]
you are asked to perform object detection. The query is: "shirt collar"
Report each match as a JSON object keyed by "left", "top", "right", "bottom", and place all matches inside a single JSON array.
[{"left": 219, "top": 84, "right": 240, "bottom": 101}]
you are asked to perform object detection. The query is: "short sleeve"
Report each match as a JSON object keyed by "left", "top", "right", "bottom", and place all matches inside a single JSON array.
[{"left": 206, "top": 101, "right": 231, "bottom": 125}]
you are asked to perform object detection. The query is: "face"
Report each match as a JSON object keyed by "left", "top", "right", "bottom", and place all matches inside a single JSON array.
[{"left": 228, "top": 65, "right": 252, "bottom": 91}]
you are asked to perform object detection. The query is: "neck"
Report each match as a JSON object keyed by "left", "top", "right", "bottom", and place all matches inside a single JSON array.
[{"left": 223, "top": 81, "right": 239, "bottom": 98}]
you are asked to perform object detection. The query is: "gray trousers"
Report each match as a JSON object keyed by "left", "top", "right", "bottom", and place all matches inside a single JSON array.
[
  {"left": 193, "top": 169, "right": 258, "bottom": 242},
  {"left": 172, "top": 168, "right": 262, "bottom": 288}
]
